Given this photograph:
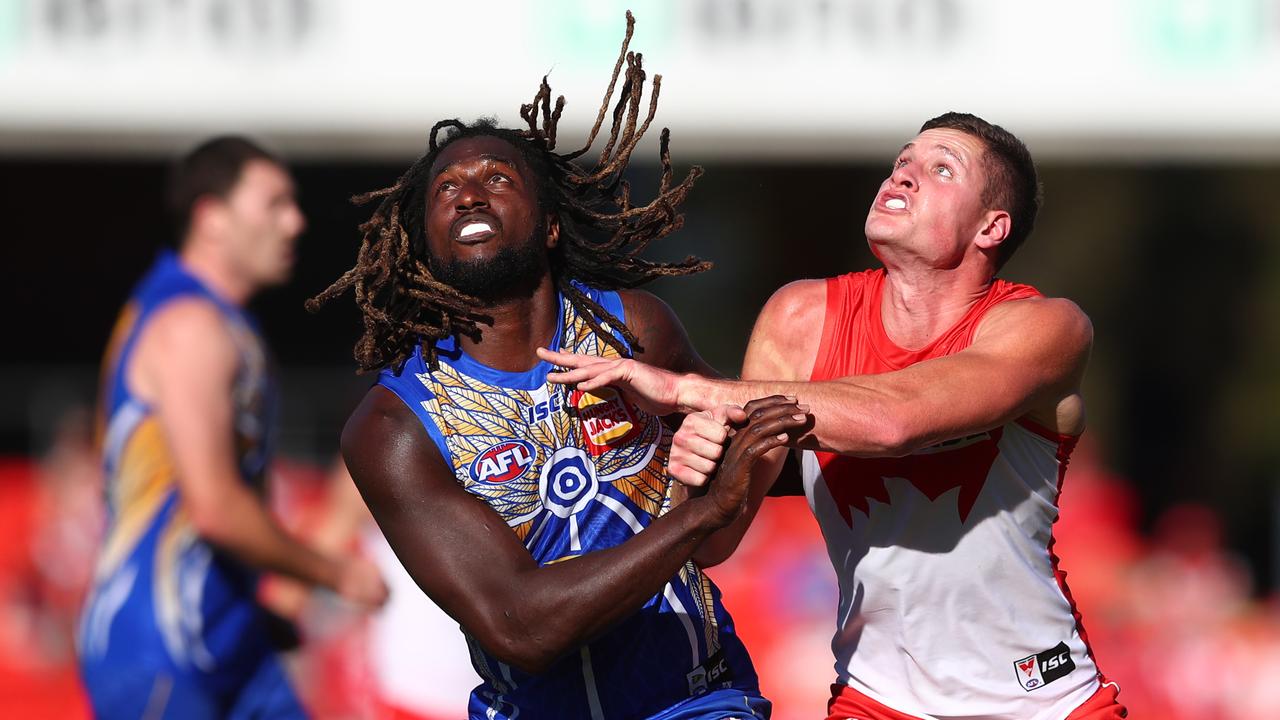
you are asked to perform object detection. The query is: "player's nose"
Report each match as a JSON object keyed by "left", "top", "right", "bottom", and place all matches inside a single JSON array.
[
  {"left": 285, "top": 203, "right": 306, "bottom": 236},
  {"left": 455, "top": 179, "right": 490, "bottom": 211},
  {"left": 889, "top": 165, "right": 915, "bottom": 190}
]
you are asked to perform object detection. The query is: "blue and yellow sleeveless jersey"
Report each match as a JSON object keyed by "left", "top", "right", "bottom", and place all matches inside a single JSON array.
[
  {"left": 78, "top": 252, "right": 282, "bottom": 705},
  {"left": 378, "top": 284, "right": 769, "bottom": 720}
]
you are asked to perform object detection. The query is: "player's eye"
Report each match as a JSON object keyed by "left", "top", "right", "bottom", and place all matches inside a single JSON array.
[
  {"left": 936, "top": 165, "right": 953, "bottom": 178},
  {"left": 436, "top": 181, "right": 457, "bottom": 194},
  {"left": 488, "top": 173, "right": 511, "bottom": 185}
]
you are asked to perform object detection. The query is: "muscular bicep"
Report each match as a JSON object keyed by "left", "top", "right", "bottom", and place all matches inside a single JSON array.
[
  {"left": 905, "top": 297, "right": 1092, "bottom": 438},
  {"left": 811, "top": 297, "right": 1093, "bottom": 453},
  {"left": 341, "top": 388, "right": 539, "bottom": 641}
]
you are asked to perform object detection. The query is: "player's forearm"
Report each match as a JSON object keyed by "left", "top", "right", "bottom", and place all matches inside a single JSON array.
[
  {"left": 677, "top": 374, "right": 908, "bottom": 456},
  {"left": 189, "top": 486, "right": 342, "bottom": 591},
  {"left": 475, "top": 495, "right": 729, "bottom": 674},
  {"left": 690, "top": 445, "right": 785, "bottom": 568},
  {"left": 691, "top": 524, "right": 744, "bottom": 568}
]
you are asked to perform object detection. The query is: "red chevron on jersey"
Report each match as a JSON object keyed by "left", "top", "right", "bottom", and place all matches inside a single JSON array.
[
  {"left": 818, "top": 428, "right": 1002, "bottom": 525},
  {"left": 799, "top": 269, "right": 1114, "bottom": 718}
]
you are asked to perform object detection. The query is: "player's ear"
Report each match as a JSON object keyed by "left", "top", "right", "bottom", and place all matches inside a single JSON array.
[
  {"left": 545, "top": 213, "right": 560, "bottom": 250},
  {"left": 189, "top": 194, "right": 228, "bottom": 237},
  {"left": 974, "top": 209, "right": 1009, "bottom": 252}
]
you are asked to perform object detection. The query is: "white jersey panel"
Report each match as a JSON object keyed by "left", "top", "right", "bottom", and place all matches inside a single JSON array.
[{"left": 801, "top": 421, "right": 1101, "bottom": 720}]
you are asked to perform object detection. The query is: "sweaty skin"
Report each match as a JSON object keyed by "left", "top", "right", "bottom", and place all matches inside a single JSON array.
[
  {"left": 536, "top": 127, "right": 1092, "bottom": 567},
  {"left": 341, "top": 135, "right": 807, "bottom": 673}
]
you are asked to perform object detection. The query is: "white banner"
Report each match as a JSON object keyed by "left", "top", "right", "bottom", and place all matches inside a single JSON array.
[{"left": 1, "top": 0, "right": 1278, "bottom": 159}]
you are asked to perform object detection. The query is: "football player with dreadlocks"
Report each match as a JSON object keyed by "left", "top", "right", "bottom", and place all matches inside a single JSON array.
[{"left": 309, "top": 13, "right": 803, "bottom": 720}]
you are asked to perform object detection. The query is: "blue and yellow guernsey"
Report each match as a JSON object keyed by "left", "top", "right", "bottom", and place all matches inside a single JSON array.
[
  {"left": 78, "top": 252, "right": 280, "bottom": 693},
  {"left": 378, "top": 284, "right": 768, "bottom": 720}
]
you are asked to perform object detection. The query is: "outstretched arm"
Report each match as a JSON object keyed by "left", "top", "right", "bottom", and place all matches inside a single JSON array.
[
  {"left": 342, "top": 388, "right": 804, "bottom": 674},
  {"left": 543, "top": 284, "right": 1093, "bottom": 457}
]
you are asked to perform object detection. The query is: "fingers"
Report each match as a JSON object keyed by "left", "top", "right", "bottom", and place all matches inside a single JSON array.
[
  {"left": 544, "top": 364, "right": 618, "bottom": 391},
  {"left": 536, "top": 347, "right": 605, "bottom": 369},
  {"left": 539, "top": 349, "right": 626, "bottom": 393},
  {"left": 740, "top": 394, "right": 805, "bottom": 419},
  {"left": 709, "top": 403, "right": 747, "bottom": 426},
  {"left": 682, "top": 409, "right": 733, "bottom": 446},
  {"left": 669, "top": 458, "right": 715, "bottom": 487},
  {"left": 728, "top": 400, "right": 810, "bottom": 462},
  {"left": 670, "top": 409, "right": 732, "bottom": 487},
  {"left": 673, "top": 436, "right": 725, "bottom": 471}
]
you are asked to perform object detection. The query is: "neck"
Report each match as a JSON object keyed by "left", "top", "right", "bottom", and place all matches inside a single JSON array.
[
  {"left": 456, "top": 274, "right": 560, "bottom": 372},
  {"left": 179, "top": 240, "right": 254, "bottom": 306},
  {"left": 878, "top": 261, "right": 993, "bottom": 350}
]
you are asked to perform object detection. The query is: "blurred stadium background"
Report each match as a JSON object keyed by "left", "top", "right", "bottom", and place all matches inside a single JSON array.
[{"left": 4, "top": 0, "right": 1280, "bottom": 717}]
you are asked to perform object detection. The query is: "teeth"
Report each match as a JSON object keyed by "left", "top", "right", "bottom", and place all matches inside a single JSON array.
[
  {"left": 885, "top": 198, "right": 906, "bottom": 210},
  {"left": 459, "top": 221, "right": 493, "bottom": 237}
]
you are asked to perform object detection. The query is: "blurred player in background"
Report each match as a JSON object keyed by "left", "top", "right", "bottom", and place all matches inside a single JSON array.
[
  {"left": 78, "top": 136, "right": 388, "bottom": 720},
  {"left": 299, "top": 463, "right": 479, "bottom": 720},
  {"left": 542, "top": 113, "right": 1128, "bottom": 719},
  {"left": 309, "top": 13, "right": 801, "bottom": 720}
]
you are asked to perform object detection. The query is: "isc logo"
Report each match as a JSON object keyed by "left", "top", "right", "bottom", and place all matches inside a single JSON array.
[
  {"left": 469, "top": 440, "right": 536, "bottom": 484},
  {"left": 1013, "top": 642, "right": 1075, "bottom": 692},
  {"left": 686, "top": 650, "right": 734, "bottom": 695},
  {"left": 524, "top": 394, "right": 563, "bottom": 425}
]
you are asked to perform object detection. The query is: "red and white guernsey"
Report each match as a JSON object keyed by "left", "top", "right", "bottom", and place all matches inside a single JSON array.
[{"left": 802, "top": 269, "right": 1106, "bottom": 720}]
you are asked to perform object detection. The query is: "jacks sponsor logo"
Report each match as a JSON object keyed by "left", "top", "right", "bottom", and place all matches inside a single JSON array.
[
  {"left": 1013, "top": 642, "right": 1076, "bottom": 692},
  {"left": 573, "top": 388, "right": 640, "bottom": 455},
  {"left": 469, "top": 440, "right": 536, "bottom": 484}
]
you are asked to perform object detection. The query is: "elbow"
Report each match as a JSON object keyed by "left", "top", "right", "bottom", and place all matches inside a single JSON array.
[
  {"left": 478, "top": 633, "right": 560, "bottom": 676},
  {"left": 468, "top": 612, "right": 568, "bottom": 675},
  {"left": 863, "top": 403, "right": 918, "bottom": 457},
  {"left": 696, "top": 545, "right": 727, "bottom": 568},
  {"left": 187, "top": 501, "right": 235, "bottom": 547},
  {"left": 693, "top": 538, "right": 739, "bottom": 569},
  {"left": 499, "top": 646, "right": 556, "bottom": 676}
]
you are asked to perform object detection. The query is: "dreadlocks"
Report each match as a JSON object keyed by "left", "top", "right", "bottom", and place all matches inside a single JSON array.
[{"left": 307, "top": 11, "right": 707, "bottom": 372}]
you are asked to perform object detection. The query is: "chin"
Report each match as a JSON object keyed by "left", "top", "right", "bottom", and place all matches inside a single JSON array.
[
  {"left": 864, "top": 223, "right": 894, "bottom": 245},
  {"left": 260, "top": 266, "right": 293, "bottom": 287}
]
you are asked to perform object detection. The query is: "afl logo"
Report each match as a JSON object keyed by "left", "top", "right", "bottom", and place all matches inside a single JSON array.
[{"left": 469, "top": 440, "right": 536, "bottom": 484}]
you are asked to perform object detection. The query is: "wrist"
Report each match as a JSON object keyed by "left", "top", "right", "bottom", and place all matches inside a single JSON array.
[
  {"left": 316, "top": 554, "right": 346, "bottom": 592},
  {"left": 675, "top": 374, "right": 720, "bottom": 414},
  {"left": 681, "top": 492, "right": 734, "bottom": 533}
]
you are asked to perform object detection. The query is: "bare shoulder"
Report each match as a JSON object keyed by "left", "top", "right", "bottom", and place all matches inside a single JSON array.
[
  {"left": 615, "top": 288, "right": 708, "bottom": 374},
  {"left": 616, "top": 288, "right": 681, "bottom": 339},
  {"left": 743, "top": 279, "right": 828, "bottom": 380},
  {"left": 756, "top": 279, "right": 828, "bottom": 330},
  {"left": 144, "top": 297, "right": 237, "bottom": 354},
  {"left": 341, "top": 385, "right": 448, "bottom": 481},
  {"left": 342, "top": 385, "right": 418, "bottom": 453},
  {"left": 131, "top": 297, "right": 238, "bottom": 399}
]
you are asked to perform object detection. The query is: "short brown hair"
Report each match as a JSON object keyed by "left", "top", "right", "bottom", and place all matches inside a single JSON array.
[
  {"left": 167, "top": 135, "right": 282, "bottom": 241},
  {"left": 920, "top": 112, "right": 1041, "bottom": 270}
]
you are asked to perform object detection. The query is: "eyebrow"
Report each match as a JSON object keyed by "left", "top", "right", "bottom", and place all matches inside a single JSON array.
[
  {"left": 432, "top": 154, "right": 520, "bottom": 178},
  {"left": 899, "top": 142, "right": 968, "bottom": 167}
]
